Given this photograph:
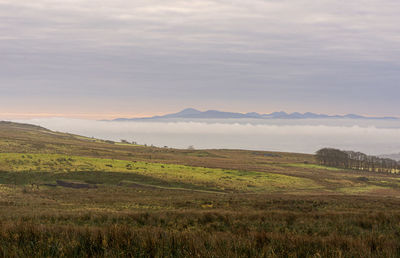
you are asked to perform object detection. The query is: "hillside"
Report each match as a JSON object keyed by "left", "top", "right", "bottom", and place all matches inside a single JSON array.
[
  {"left": 2, "top": 121, "right": 400, "bottom": 256},
  {"left": 1, "top": 121, "right": 400, "bottom": 195}
]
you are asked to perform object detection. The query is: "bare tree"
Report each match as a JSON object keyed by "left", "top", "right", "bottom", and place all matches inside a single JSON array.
[{"left": 316, "top": 148, "right": 400, "bottom": 174}]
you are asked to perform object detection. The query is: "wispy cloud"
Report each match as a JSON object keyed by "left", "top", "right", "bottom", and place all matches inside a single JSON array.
[{"left": 1, "top": 0, "right": 400, "bottom": 117}]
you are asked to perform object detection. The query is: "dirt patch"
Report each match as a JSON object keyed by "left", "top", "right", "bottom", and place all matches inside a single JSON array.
[{"left": 56, "top": 180, "right": 97, "bottom": 189}]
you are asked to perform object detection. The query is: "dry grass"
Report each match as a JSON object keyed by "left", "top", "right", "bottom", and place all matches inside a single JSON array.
[
  {"left": 1, "top": 194, "right": 400, "bottom": 257},
  {"left": 1, "top": 121, "right": 400, "bottom": 257}
]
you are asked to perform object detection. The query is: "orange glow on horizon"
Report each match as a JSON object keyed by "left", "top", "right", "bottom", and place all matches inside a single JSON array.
[
  {"left": 0, "top": 109, "right": 394, "bottom": 120},
  {"left": 0, "top": 112, "right": 165, "bottom": 120}
]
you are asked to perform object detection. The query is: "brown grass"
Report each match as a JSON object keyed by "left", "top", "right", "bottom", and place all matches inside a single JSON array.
[{"left": 2, "top": 121, "right": 400, "bottom": 257}]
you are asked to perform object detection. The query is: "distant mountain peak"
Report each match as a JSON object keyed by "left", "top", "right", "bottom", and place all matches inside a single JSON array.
[
  {"left": 177, "top": 108, "right": 201, "bottom": 115},
  {"left": 111, "top": 109, "right": 398, "bottom": 121}
]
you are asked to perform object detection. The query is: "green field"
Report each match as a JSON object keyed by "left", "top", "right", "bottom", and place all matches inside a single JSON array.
[
  {"left": 1, "top": 121, "right": 400, "bottom": 257},
  {"left": 0, "top": 153, "right": 321, "bottom": 193}
]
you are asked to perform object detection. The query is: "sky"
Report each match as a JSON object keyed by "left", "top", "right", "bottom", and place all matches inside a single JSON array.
[{"left": 1, "top": 0, "right": 400, "bottom": 119}]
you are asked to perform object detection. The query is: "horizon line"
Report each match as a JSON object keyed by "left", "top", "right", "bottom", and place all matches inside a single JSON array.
[{"left": 0, "top": 108, "right": 398, "bottom": 120}]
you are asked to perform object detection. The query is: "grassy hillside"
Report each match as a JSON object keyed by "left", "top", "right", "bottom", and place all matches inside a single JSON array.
[
  {"left": 1, "top": 121, "right": 399, "bottom": 195},
  {"left": 1, "top": 121, "right": 400, "bottom": 257},
  {"left": 0, "top": 153, "right": 321, "bottom": 193}
]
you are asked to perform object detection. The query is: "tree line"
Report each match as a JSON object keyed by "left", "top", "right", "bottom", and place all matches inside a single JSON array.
[{"left": 316, "top": 148, "right": 400, "bottom": 173}]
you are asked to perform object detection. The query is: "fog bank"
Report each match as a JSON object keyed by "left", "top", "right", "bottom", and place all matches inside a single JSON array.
[{"left": 12, "top": 118, "right": 400, "bottom": 155}]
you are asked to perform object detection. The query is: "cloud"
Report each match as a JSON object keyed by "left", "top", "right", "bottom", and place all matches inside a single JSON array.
[
  {"left": 1, "top": 0, "right": 400, "bottom": 116},
  {"left": 14, "top": 118, "right": 400, "bottom": 155}
]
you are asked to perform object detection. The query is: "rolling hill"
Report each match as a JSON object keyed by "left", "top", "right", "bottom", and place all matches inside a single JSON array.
[
  {"left": 0, "top": 120, "right": 400, "bottom": 194},
  {"left": 1, "top": 121, "right": 400, "bottom": 256}
]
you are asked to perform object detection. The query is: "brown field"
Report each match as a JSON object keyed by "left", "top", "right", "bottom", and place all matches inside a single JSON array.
[{"left": 1, "top": 121, "right": 400, "bottom": 257}]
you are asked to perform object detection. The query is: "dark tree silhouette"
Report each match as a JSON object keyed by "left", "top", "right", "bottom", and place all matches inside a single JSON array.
[{"left": 316, "top": 148, "right": 400, "bottom": 174}]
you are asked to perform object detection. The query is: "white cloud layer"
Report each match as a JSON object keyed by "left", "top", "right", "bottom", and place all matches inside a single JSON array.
[{"left": 14, "top": 118, "right": 400, "bottom": 155}]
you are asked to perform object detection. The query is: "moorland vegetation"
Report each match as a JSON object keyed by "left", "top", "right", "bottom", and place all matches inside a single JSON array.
[{"left": 1, "top": 121, "right": 400, "bottom": 257}]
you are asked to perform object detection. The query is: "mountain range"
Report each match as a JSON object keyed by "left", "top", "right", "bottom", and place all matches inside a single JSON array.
[
  {"left": 379, "top": 153, "right": 400, "bottom": 161},
  {"left": 112, "top": 108, "right": 398, "bottom": 121}
]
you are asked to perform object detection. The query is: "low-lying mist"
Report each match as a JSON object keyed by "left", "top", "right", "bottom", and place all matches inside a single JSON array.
[{"left": 13, "top": 118, "right": 400, "bottom": 155}]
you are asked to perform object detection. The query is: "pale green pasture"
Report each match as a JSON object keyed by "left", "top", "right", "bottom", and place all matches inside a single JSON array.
[{"left": 0, "top": 153, "right": 320, "bottom": 192}]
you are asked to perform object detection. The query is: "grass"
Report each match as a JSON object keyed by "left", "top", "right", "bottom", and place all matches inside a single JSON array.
[
  {"left": 0, "top": 153, "right": 321, "bottom": 193},
  {"left": 1, "top": 194, "right": 400, "bottom": 257},
  {"left": 338, "top": 185, "right": 388, "bottom": 194},
  {"left": 2, "top": 121, "right": 400, "bottom": 256},
  {"left": 283, "top": 163, "right": 343, "bottom": 171}
]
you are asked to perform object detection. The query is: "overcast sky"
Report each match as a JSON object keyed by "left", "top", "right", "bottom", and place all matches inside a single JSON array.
[{"left": 1, "top": 0, "right": 399, "bottom": 119}]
